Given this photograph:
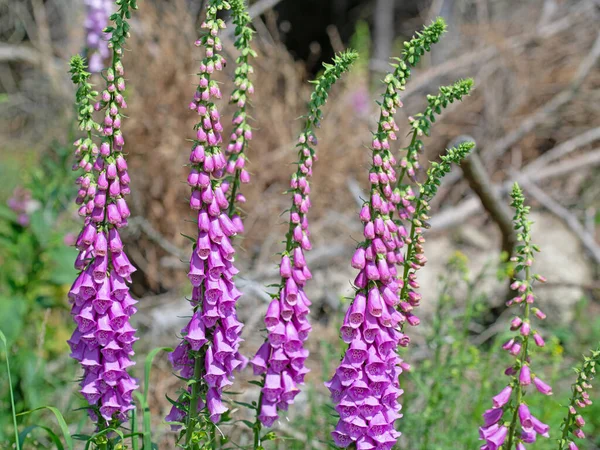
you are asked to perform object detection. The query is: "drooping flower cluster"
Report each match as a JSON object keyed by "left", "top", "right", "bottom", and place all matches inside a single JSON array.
[
  {"left": 479, "top": 183, "right": 553, "bottom": 450},
  {"left": 558, "top": 346, "right": 600, "bottom": 450},
  {"left": 67, "top": 1, "right": 139, "bottom": 426},
  {"left": 166, "top": 0, "right": 248, "bottom": 435},
  {"left": 84, "top": 0, "right": 113, "bottom": 72},
  {"left": 248, "top": 51, "right": 357, "bottom": 436},
  {"left": 393, "top": 78, "right": 474, "bottom": 319},
  {"left": 325, "top": 20, "right": 474, "bottom": 450},
  {"left": 327, "top": 141, "right": 475, "bottom": 449},
  {"left": 224, "top": 0, "right": 255, "bottom": 217}
]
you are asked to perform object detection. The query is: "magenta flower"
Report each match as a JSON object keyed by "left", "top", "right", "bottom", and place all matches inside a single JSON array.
[
  {"left": 67, "top": 2, "right": 139, "bottom": 425},
  {"left": 7, "top": 187, "right": 38, "bottom": 227},
  {"left": 84, "top": 0, "right": 113, "bottom": 72},
  {"left": 166, "top": 1, "right": 247, "bottom": 435},
  {"left": 478, "top": 184, "right": 552, "bottom": 449},
  {"left": 325, "top": 54, "right": 413, "bottom": 450},
  {"left": 248, "top": 52, "right": 357, "bottom": 438}
]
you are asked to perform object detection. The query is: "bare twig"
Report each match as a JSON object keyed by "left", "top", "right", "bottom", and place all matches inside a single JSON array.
[
  {"left": 482, "top": 32, "right": 600, "bottom": 165},
  {"left": 402, "top": 3, "right": 591, "bottom": 100},
  {"left": 0, "top": 43, "right": 40, "bottom": 64},
  {"left": 247, "top": 0, "right": 283, "bottom": 18},
  {"left": 527, "top": 148, "right": 600, "bottom": 180},
  {"left": 430, "top": 148, "right": 600, "bottom": 230},
  {"left": 523, "top": 127, "right": 600, "bottom": 173},
  {"left": 347, "top": 176, "right": 365, "bottom": 207},
  {"left": 127, "top": 216, "right": 187, "bottom": 260},
  {"left": 512, "top": 171, "right": 600, "bottom": 264},
  {"left": 461, "top": 151, "right": 516, "bottom": 255}
]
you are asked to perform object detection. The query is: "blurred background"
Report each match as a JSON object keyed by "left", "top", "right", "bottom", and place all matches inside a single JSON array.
[{"left": 1, "top": 0, "right": 599, "bottom": 448}]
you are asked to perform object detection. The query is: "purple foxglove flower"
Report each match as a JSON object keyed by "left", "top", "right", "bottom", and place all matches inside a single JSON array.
[
  {"left": 479, "top": 185, "right": 553, "bottom": 448},
  {"left": 483, "top": 408, "right": 504, "bottom": 426},
  {"left": 531, "top": 416, "right": 549, "bottom": 436},
  {"left": 206, "top": 388, "right": 227, "bottom": 423},
  {"left": 520, "top": 365, "right": 532, "bottom": 386},
  {"left": 518, "top": 403, "right": 533, "bottom": 430},
  {"left": 165, "top": 6, "right": 250, "bottom": 434},
  {"left": 251, "top": 52, "right": 360, "bottom": 430},
  {"left": 533, "top": 376, "right": 552, "bottom": 395},
  {"left": 492, "top": 386, "right": 512, "bottom": 408}
]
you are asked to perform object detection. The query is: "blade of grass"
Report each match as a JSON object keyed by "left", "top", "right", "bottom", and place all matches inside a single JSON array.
[
  {"left": 131, "top": 406, "right": 139, "bottom": 450},
  {"left": 1, "top": 329, "right": 20, "bottom": 450},
  {"left": 19, "top": 424, "right": 65, "bottom": 450},
  {"left": 137, "top": 346, "right": 172, "bottom": 449},
  {"left": 17, "top": 406, "right": 74, "bottom": 450}
]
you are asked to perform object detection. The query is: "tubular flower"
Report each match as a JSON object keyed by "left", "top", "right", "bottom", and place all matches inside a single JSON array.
[
  {"left": 327, "top": 142, "right": 474, "bottom": 450},
  {"left": 478, "top": 183, "right": 552, "bottom": 450},
  {"left": 67, "top": 0, "right": 139, "bottom": 427},
  {"left": 558, "top": 345, "right": 600, "bottom": 449},
  {"left": 84, "top": 0, "right": 113, "bottom": 72},
  {"left": 166, "top": 0, "right": 247, "bottom": 437},
  {"left": 326, "top": 18, "right": 474, "bottom": 449},
  {"left": 225, "top": 0, "right": 255, "bottom": 218},
  {"left": 249, "top": 50, "right": 358, "bottom": 439}
]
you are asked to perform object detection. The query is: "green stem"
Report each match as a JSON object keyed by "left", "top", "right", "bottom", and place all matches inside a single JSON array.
[
  {"left": 211, "top": 425, "right": 217, "bottom": 450},
  {"left": 558, "top": 387, "right": 577, "bottom": 449},
  {"left": 185, "top": 356, "right": 204, "bottom": 448},
  {"left": 394, "top": 130, "right": 418, "bottom": 194},
  {"left": 253, "top": 389, "right": 264, "bottom": 449},
  {"left": 506, "top": 266, "right": 532, "bottom": 450},
  {"left": 226, "top": 171, "right": 241, "bottom": 217}
]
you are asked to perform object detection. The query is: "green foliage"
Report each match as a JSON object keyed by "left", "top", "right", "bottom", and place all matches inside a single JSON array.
[
  {"left": 558, "top": 345, "right": 600, "bottom": 449},
  {"left": 1, "top": 330, "right": 19, "bottom": 450},
  {"left": 411, "top": 78, "right": 474, "bottom": 137},
  {"left": 69, "top": 55, "right": 100, "bottom": 134},
  {"left": 401, "top": 17, "right": 446, "bottom": 66},
  {"left": 419, "top": 141, "right": 475, "bottom": 202},
  {"left": 0, "top": 143, "right": 79, "bottom": 445},
  {"left": 306, "top": 50, "right": 359, "bottom": 127}
]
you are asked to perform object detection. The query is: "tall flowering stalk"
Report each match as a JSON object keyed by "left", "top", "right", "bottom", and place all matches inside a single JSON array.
[
  {"left": 84, "top": 0, "right": 113, "bottom": 72},
  {"left": 66, "top": 0, "right": 139, "bottom": 433},
  {"left": 478, "top": 183, "right": 553, "bottom": 450},
  {"left": 325, "top": 20, "right": 474, "bottom": 449},
  {"left": 557, "top": 345, "right": 600, "bottom": 449},
  {"left": 165, "top": 1, "right": 248, "bottom": 447},
  {"left": 392, "top": 77, "right": 473, "bottom": 365},
  {"left": 248, "top": 50, "right": 358, "bottom": 446},
  {"left": 225, "top": 0, "right": 255, "bottom": 218},
  {"left": 326, "top": 139, "right": 473, "bottom": 449}
]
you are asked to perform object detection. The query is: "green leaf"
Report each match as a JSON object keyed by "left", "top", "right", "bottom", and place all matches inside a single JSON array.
[
  {"left": 144, "top": 347, "right": 172, "bottom": 400},
  {"left": 0, "top": 295, "right": 26, "bottom": 345},
  {"left": 17, "top": 406, "right": 74, "bottom": 450},
  {"left": 137, "top": 346, "right": 172, "bottom": 450},
  {"left": 47, "top": 246, "right": 78, "bottom": 285},
  {"left": 1, "top": 329, "right": 20, "bottom": 450},
  {"left": 19, "top": 424, "right": 65, "bottom": 450},
  {"left": 232, "top": 400, "right": 256, "bottom": 410},
  {"left": 84, "top": 427, "right": 124, "bottom": 450}
]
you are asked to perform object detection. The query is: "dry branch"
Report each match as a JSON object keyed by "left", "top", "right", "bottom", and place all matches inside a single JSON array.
[
  {"left": 430, "top": 148, "right": 600, "bottom": 230},
  {"left": 461, "top": 151, "right": 516, "bottom": 255},
  {"left": 512, "top": 172, "right": 600, "bottom": 264},
  {"left": 523, "top": 127, "right": 600, "bottom": 173},
  {"left": 482, "top": 31, "right": 600, "bottom": 165}
]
